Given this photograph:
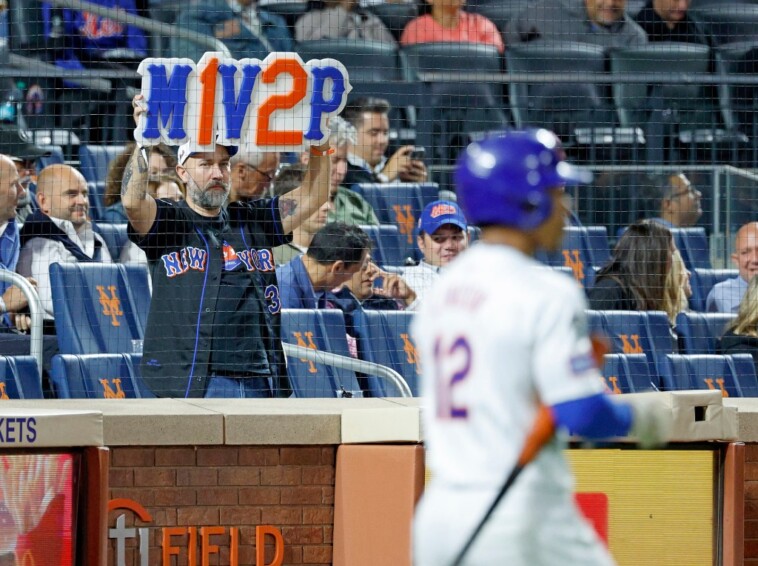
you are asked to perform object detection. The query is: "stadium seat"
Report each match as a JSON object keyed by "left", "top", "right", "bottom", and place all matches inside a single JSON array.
[
  {"left": 690, "top": 4, "right": 758, "bottom": 46},
  {"left": 37, "top": 144, "right": 65, "bottom": 169},
  {"left": 95, "top": 222, "right": 129, "bottom": 260},
  {"left": 50, "top": 263, "right": 150, "bottom": 355},
  {"left": 50, "top": 353, "right": 149, "bottom": 399},
  {"left": 689, "top": 268, "right": 739, "bottom": 312},
  {"left": 280, "top": 309, "right": 364, "bottom": 398},
  {"left": 87, "top": 181, "right": 106, "bottom": 222},
  {"left": 350, "top": 183, "right": 440, "bottom": 261},
  {"left": 610, "top": 42, "right": 746, "bottom": 164},
  {"left": 261, "top": 2, "right": 308, "bottom": 38},
  {"left": 366, "top": 3, "right": 419, "bottom": 41},
  {"left": 360, "top": 224, "right": 408, "bottom": 268},
  {"left": 659, "top": 353, "right": 742, "bottom": 396},
  {"left": 727, "top": 353, "right": 758, "bottom": 397},
  {"left": 467, "top": 0, "right": 531, "bottom": 31},
  {"left": 601, "top": 353, "right": 657, "bottom": 394},
  {"left": 78, "top": 144, "right": 125, "bottom": 184},
  {"left": 352, "top": 310, "right": 420, "bottom": 396},
  {"left": 671, "top": 227, "right": 711, "bottom": 269},
  {"left": 0, "top": 356, "right": 43, "bottom": 399},
  {"left": 675, "top": 311, "right": 735, "bottom": 355},
  {"left": 296, "top": 39, "right": 408, "bottom": 82},
  {"left": 506, "top": 42, "right": 637, "bottom": 151},
  {"left": 584, "top": 225, "right": 612, "bottom": 267},
  {"left": 536, "top": 226, "right": 596, "bottom": 288}
]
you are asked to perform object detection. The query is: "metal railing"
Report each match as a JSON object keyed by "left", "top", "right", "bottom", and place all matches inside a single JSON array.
[
  {"left": 282, "top": 342, "right": 412, "bottom": 398},
  {"left": 0, "top": 271, "right": 45, "bottom": 378}
]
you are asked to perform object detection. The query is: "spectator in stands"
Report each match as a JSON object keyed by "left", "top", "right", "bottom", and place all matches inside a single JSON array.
[
  {"left": 153, "top": 173, "right": 185, "bottom": 202},
  {"left": 229, "top": 149, "right": 280, "bottom": 203},
  {"left": 719, "top": 275, "right": 758, "bottom": 374},
  {"left": 0, "top": 125, "right": 52, "bottom": 225},
  {"left": 505, "top": 0, "right": 648, "bottom": 48},
  {"left": 0, "top": 154, "right": 35, "bottom": 333},
  {"left": 172, "top": 0, "right": 293, "bottom": 61},
  {"left": 43, "top": 0, "right": 147, "bottom": 69},
  {"left": 400, "top": 0, "right": 504, "bottom": 54},
  {"left": 403, "top": 199, "right": 468, "bottom": 309},
  {"left": 306, "top": 116, "right": 379, "bottom": 226},
  {"left": 342, "top": 97, "right": 428, "bottom": 186},
  {"left": 634, "top": 0, "right": 710, "bottom": 44},
  {"left": 103, "top": 143, "right": 176, "bottom": 223},
  {"left": 272, "top": 164, "right": 338, "bottom": 265},
  {"left": 276, "top": 222, "right": 373, "bottom": 309},
  {"left": 641, "top": 172, "right": 702, "bottom": 228},
  {"left": 663, "top": 248, "right": 691, "bottom": 325},
  {"left": 588, "top": 219, "right": 674, "bottom": 311},
  {"left": 295, "top": 0, "right": 396, "bottom": 44},
  {"left": 328, "top": 260, "right": 417, "bottom": 314},
  {"left": 17, "top": 164, "right": 113, "bottom": 324},
  {"left": 707, "top": 221, "right": 758, "bottom": 313},
  {"left": 123, "top": 94, "right": 332, "bottom": 398}
]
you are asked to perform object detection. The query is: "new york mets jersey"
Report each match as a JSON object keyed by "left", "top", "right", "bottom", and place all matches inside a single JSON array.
[{"left": 411, "top": 243, "right": 613, "bottom": 566}]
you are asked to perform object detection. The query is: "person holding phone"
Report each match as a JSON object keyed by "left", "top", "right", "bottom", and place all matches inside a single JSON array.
[{"left": 342, "top": 97, "right": 428, "bottom": 186}]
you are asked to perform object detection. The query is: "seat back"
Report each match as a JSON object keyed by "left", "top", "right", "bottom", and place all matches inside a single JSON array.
[
  {"left": 727, "top": 353, "right": 758, "bottom": 397},
  {"left": 352, "top": 310, "right": 420, "bottom": 396},
  {"left": 0, "top": 356, "right": 43, "bottom": 399},
  {"left": 261, "top": 2, "right": 308, "bottom": 37},
  {"left": 467, "top": 0, "right": 530, "bottom": 31},
  {"left": 366, "top": 3, "right": 419, "bottom": 41},
  {"left": 350, "top": 183, "right": 439, "bottom": 260},
  {"left": 584, "top": 225, "right": 612, "bottom": 267},
  {"left": 87, "top": 181, "right": 106, "bottom": 222},
  {"left": 660, "top": 353, "right": 741, "bottom": 396},
  {"left": 675, "top": 311, "right": 735, "bottom": 354},
  {"left": 360, "top": 224, "right": 409, "bottom": 267},
  {"left": 506, "top": 42, "right": 615, "bottom": 141},
  {"left": 280, "top": 309, "right": 363, "bottom": 398},
  {"left": 537, "top": 226, "right": 595, "bottom": 288},
  {"left": 671, "top": 227, "right": 711, "bottom": 269},
  {"left": 79, "top": 144, "right": 125, "bottom": 184},
  {"left": 95, "top": 222, "right": 130, "bottom": 260},
  {"left": 601, "top": 353, "right": 656, "bottom": 394},
  {"left": 296, "top": 39, "right": 406, "bottom": 82},
  {"left": 690, "top": 268, "right": 738, "bottom": 312},
  {"left": 691, "top": 5, "right": 758, "bottom": 46},
  {"left": 50, "top": 353, "right": 146, "bottom": 399},
  {"left": 50, "top": 263, "right": 149, "bottom": 354}
]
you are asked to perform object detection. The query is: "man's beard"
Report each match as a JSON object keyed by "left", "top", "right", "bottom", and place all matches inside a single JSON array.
[{"left": 186, "top": 175, "right": 229, "bottom": 210}]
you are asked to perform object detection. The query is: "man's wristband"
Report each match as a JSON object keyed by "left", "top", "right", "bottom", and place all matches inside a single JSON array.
[{"left": 310, "top": 146, "right": 335, "bottom": 156}]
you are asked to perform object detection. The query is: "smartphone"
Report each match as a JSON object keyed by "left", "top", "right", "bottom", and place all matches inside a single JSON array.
[{"left": 410, "top": 147, "right": 425, "bottom": 161}]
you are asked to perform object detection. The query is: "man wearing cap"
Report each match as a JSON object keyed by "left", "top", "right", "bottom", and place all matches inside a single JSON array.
[
  {"left": 0, "top": 125, "right": 51, "bottom": 224},
  {"left": 122, "top": 95, "right": 332, "bottom": 399},
  {"left": 403, "top": 200, "right": 469, "bottom": 310}
]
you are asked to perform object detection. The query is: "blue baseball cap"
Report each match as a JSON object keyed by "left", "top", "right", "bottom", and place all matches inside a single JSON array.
[{"left": 419, "top": 200, "right": 468, "bottom": 235}]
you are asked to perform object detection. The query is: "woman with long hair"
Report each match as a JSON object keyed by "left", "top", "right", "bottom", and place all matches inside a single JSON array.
[
  {"left": 663, "top": 248, "right": 692, "bottom": 325},
  {"left": 588, "top": 219, "right": 675, "bottom": 311},
  {"left": 720, "top": 275, "right": 758, "bottom": 374}
]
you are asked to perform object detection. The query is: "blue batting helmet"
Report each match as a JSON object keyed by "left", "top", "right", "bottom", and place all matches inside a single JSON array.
[{"left": 454, "top": 129, "right": 592, "bottom": 230}]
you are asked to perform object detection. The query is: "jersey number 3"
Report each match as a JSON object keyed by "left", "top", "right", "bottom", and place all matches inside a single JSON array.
[{"left": 434, "top": 336, "right": 471, "bottom": 420}]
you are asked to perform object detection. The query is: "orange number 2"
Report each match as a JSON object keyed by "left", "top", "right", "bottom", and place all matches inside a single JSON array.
[{"left": 256, "top": 58, "right": 307, "bottom": 146}]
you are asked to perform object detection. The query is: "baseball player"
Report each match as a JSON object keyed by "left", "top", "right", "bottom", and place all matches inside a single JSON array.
[{"left": 411, "top": 129, "right": 669, "bottom": 566}]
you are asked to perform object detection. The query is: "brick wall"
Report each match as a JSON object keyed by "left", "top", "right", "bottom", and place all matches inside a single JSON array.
[
  {"left": 108, "top": 446, "right": 336, "bottom": 566},
  {"left": 746, "top": 444, "right": 758, "bottom": 564}
]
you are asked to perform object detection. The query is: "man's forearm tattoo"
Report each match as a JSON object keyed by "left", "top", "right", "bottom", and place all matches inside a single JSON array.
[
  {"left": 279, "top": 198, "right": 298, "bottom": 218},
  {"left": 121, "top": 157, "right": 134, "bottom": 196}
]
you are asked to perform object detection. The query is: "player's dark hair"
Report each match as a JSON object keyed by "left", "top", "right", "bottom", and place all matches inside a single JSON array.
[
  {"left": 595, "top": 219, "right": 674, "bottom": 310},
  {"left": 342, "top": 97, "right": 391, "bottom": 129},
  {"left": 307, "top": 223, "right": 372, "bottom": 266}
]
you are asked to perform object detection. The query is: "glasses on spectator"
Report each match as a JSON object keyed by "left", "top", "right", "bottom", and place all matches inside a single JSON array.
[
  {"left": 670, "top": 185, "right": 698, "bottom": 198},
  {"left": 245, "top": 163, "right": 277, "bottom": 184}
]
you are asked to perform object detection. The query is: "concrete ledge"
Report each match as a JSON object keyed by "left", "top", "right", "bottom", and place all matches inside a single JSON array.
[
  {"left": 724, "top": 398, "right": 758, "bottom": 442},
  {"left": 0, "top": 406, "right": 102, "bottom": 447}
]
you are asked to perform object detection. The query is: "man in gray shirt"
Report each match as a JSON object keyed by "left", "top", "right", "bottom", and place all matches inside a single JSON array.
[{"left": 505, "top": 0, "right": 648, "bottom": 48}]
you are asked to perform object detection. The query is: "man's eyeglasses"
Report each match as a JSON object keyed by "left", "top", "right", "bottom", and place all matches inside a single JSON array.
[
  {"left": 669, "top": 185, "right": 698, "bottom": 198},
  {"left": 244, "top": 163, "right": 277, "bottom": 183}
]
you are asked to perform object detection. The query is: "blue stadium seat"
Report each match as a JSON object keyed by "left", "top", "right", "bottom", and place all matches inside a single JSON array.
[
  {"left": 95, "top": 222, "right": 129, "bottom": 260},
  {"left": 689, "top": 268, "right": 739, "bottom": 312},
  {"left": 50, "top": 263, "right": 150, "bottom": 355},
  {"left": 584, "top": 225, "right": 611, "bottom": 267},
  {"left": 78, "top": 144, "right": 125, "bottom": 184},
  {"left": 296, "top": 39, "right": 408, "bottom": 82},
  {"left": 601, "top": 353, "right": 656, "bottom": 394},
  {"left": 727, "top": 353, "right": 758, "bottom": 397},
  {"left": 87, "top": 181, "right": 106, "bottom": 222},
  {"left": 352, "top": 310, "right": 420, "bottom": 396},
  {"left": 671, "top": 227, "right": 711, "bottom": 270},
  {"left": 0, "top": 356, "right": 43, "bottom": 399},
  {"left": 595, "top": 310, "right": 674, "bottom": 380},
  {"left": 50, "top": 353, "right": 150, "bottom": 399},
  {"left": 360, "top": 224, "right": 408, "bottom": 267},
  {"left": 659, "top": 354, "right": 743, "bottom": 396},
  {"left": 37, "top": 145, "right": 65, "bottom": 169},
  {"left": 349, "top": 183, "right": 440, "bottom": 262},
  {"left": 280, "top": 309, "right": 364, "bottom": 398},
  {"left": 675, "top": 311, "right": 735, "bottom": 355},
  {"left": 537, "top": 226, "right": 595, "bottom": 289}
]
